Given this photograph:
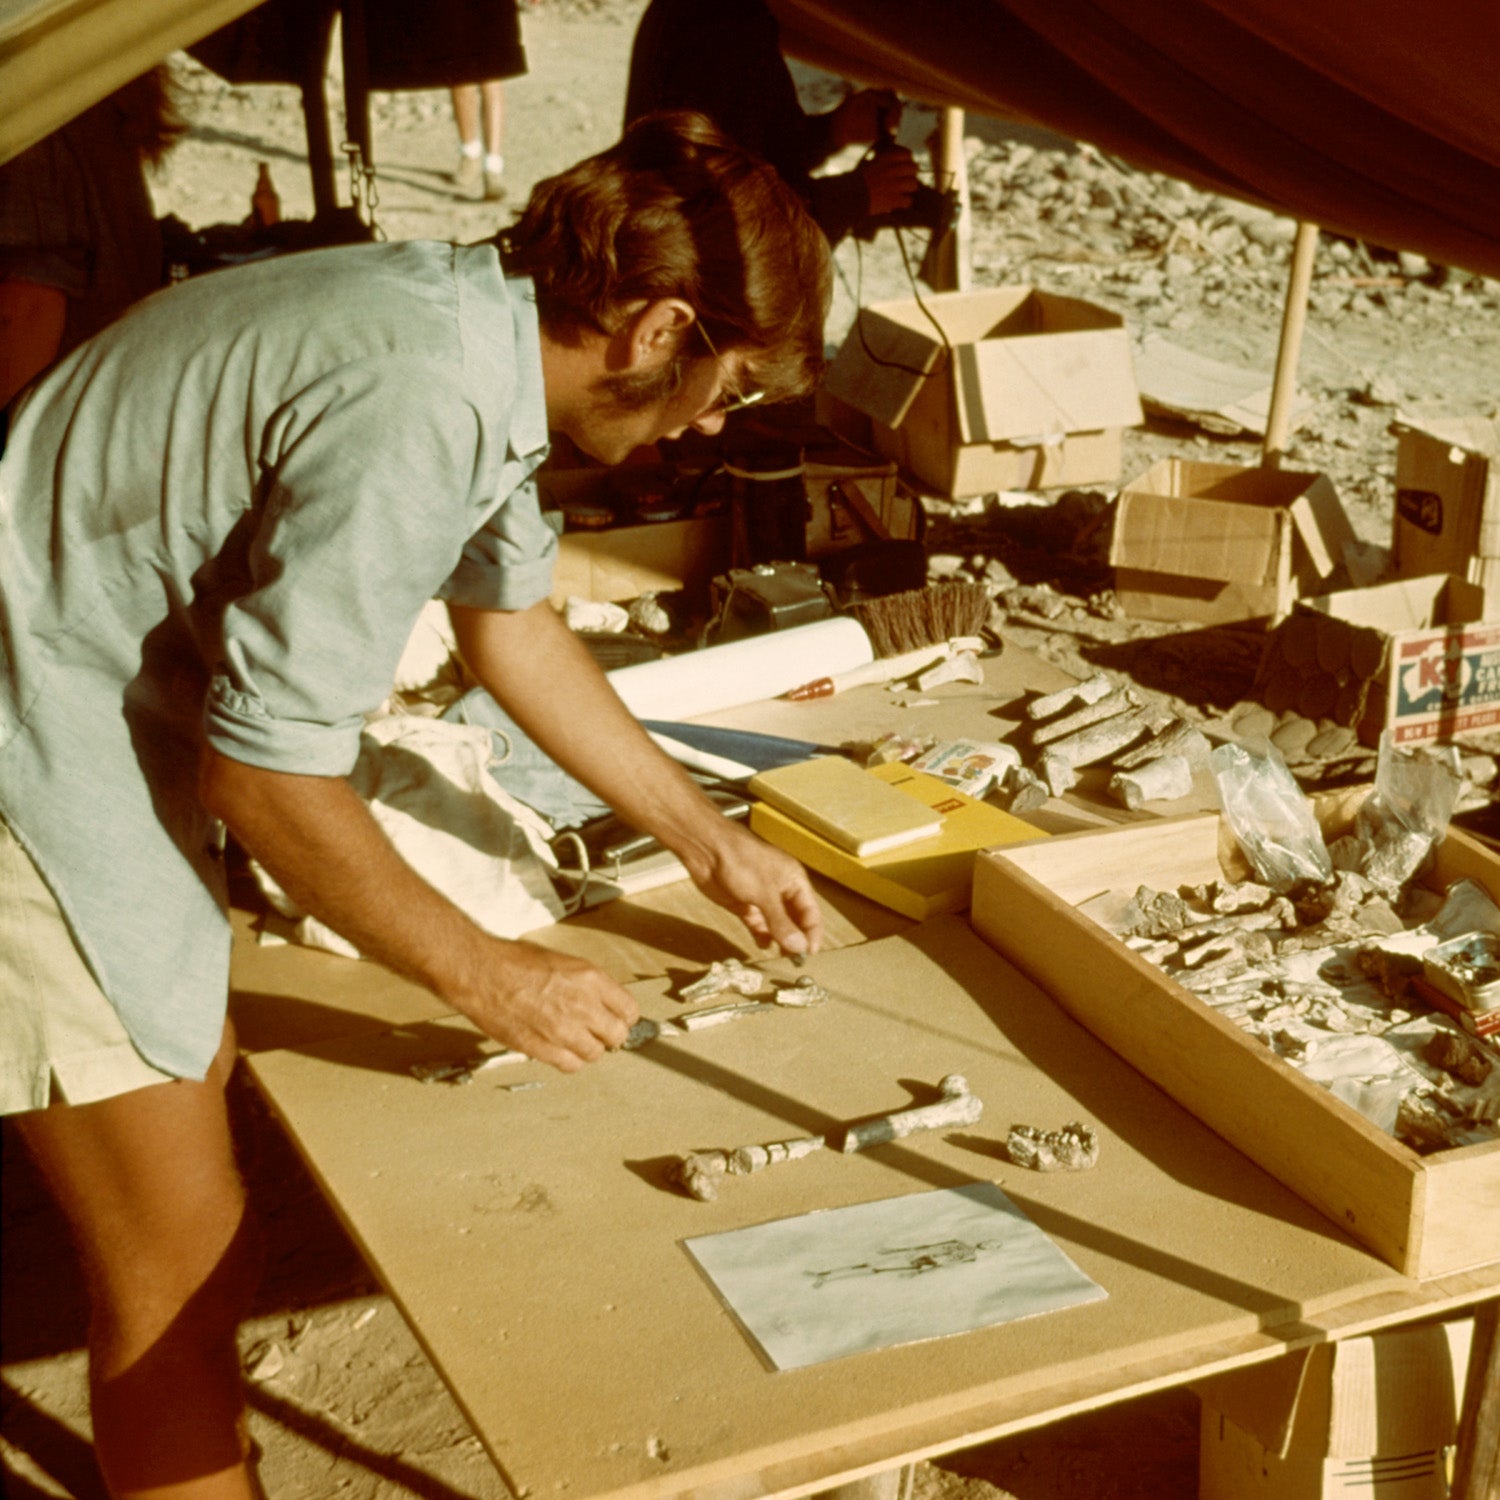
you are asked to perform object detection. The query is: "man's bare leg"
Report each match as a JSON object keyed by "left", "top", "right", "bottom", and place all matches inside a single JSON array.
[{"left": 14, "top": 1022, "right": 265, "bottom": 1499}]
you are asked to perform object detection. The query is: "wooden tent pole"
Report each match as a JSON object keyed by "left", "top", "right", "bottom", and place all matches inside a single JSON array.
[
  {"left": 925, "top": 105, "right": 971, "bottom": 292},
  {"left": 1262, "top": 220, "right": 1319, "bottom": 468}
]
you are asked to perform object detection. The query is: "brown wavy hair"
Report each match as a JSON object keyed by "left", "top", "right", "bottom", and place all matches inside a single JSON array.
[{"left": 500, "top": 111, "right": 831, "bottom": 404}]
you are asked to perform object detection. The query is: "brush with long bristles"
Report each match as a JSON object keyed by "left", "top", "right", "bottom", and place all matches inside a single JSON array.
[
  {"left": 782, "top": 580, "right": 994, "bottom": 699},
  {"left": 844, "top": 579, "right": 993, "bottom": 658}
]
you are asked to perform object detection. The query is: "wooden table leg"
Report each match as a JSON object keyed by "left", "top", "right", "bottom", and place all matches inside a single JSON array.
[{"left": 1452, "top": 1296, "right": 1500, "bottom": 1500}]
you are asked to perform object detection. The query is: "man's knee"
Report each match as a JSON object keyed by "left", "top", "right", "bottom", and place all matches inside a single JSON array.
[{"left": 89, "top": 1201, "right": 264, "bottom": 1356}]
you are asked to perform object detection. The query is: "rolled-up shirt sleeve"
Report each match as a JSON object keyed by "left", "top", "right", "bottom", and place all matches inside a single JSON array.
[
  {"left": 206, "top": 357, "right": 492, "bottom": 775},
  {"left": 437, "top": 467, "right": 556, "bottom": 611}
]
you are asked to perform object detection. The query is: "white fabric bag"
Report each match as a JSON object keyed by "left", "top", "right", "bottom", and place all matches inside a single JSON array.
[{"left": 253, "top": 715, "right": 565, "bottom": 959}]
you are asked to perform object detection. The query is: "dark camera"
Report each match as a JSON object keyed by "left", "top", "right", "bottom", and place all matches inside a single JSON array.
[
  {"left": 852, "top": 136, "right": 961, "bottom": 243},
  {"left": 854, "top": 182, "right": 960, "bottom": 242}
]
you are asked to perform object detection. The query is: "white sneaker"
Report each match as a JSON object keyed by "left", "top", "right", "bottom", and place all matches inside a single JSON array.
[{"left": 454, "top": 152, "right": 483, "bottom": 196}]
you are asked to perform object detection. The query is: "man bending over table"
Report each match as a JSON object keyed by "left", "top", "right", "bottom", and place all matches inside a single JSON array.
[{"left": 0, "top": 110, "right": 829, "bottom": 1498}]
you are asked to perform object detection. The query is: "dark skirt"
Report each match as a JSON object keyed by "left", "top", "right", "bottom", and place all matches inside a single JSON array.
[{"left": 363, "top": 0, "right": 528, "bottom": 89}]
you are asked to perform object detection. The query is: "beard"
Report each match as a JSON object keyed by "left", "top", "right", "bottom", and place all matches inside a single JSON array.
[{"left": 597, "top": 350, "right": 690, "bottom": 410}]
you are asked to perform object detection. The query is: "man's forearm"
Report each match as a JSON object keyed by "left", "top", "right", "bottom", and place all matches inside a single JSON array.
[
  {"left": 450, "top": 602, "right": 731, "bottom": 875},
  {"left": 200, "top": 749, "right": 496, "bottom": 1003},
  {"left": 200, "top": 748, "right": 639, "bottom": 1068}
]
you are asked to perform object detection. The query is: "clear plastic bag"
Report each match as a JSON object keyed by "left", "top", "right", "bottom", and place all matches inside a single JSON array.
[
  {"left": 1341, "top": 731, "right": 1464, "bottom": 894},
  {"left": 1210, "top": 741, "right": 1332, "bottom": 889}
]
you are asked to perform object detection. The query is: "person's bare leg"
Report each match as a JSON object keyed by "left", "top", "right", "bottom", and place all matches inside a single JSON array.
[
  {"left": 480, "top": 81, "right": 506, "bottom": 199},
  {"left": 451, "top": 84, "right": 484, "bottom": 194},
  {"left": 14, "top": 1022, "right": 265, "bottom": 1499},
  {"left": 481, "top": 81, "right": 504, "bottom": 158},
  {"left": 451, "top": 84, "right": 481, "bottom": 150}
]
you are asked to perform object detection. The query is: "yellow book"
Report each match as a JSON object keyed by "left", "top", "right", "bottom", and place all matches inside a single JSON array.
[
  {"left": 746, "top": 755, "right": 945, "bottom": 856},
  {"left": 750, "top": 763, "right": 1046, "bottom": 919}
]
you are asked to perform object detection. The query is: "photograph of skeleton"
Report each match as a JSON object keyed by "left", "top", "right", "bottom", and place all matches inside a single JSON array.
[{"left": 684, "top": 1182, "right": 1106, "bottom": 1370}]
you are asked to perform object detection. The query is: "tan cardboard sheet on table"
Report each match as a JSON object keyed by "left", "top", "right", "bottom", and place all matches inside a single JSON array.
[{"left": 247, "top": 918, "right": 1493, "bottom": 1500}]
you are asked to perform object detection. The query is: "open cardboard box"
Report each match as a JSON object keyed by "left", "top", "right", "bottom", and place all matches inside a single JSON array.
[
  {"left": 1196, "top": 1316, "right": 1473, "bottom": 1499},
  {"left": 818, "top": 285, "right": 1143, "bottom": 498},
  {"left": 1110, "top": 458, "right": 1358, "bottom": 625},
  {"left": 1254, "top": 573, "right": 1500, "bottom": 745},
  {"left": 1393, "top": 415, "right": 1500, "bottom": 619},
  {"left": 970, "top": 792, "right": 1500, "bottom": 1279}
]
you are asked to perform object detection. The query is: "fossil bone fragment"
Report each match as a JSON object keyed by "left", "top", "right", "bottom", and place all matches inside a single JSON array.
[
  {"left": 1037, "top": 752, "right": 1078, "bottom": 798},
  {"left": 994, "top": 764, "right": 1050, "bottom": 813},
  {"left": 1040, "top": 711, "right": 1150, "bottom": 770},
  {"left": 915, "top": 650, "right": 984, "bottom": 692},
  {"left": 1119, "top": 886, "right": 1196, "bottom": 939},
  {"left": 1396, "top": 1091, "right": 1460, "bottom": 1153},
  {"left": 671, "top": 1135, "right": 826, "bottom": 1200},
  {"left": 773, "top": 975, "right": 830, "bottom": 1006},
  {"left": 679, "top": 959, "right": 766, "bottom": 1003},
  {"left": 730, "top": 1135, "right": 826, "bottom": 1174},
  {"left": 675, "top": 999, "right": 773, "bottom": 1030},
  {"left": 1424, "top": 1029, "right": 1494, "bottom": 1086},
  {"left": 1031, "top": 688, "right": 1140, "bottom": 746},
  {"left": 410, "top": 1050, "right": 526, "bottom": 1083},
  {"left": 1006, "top": 1120, "right": 1099, "bottom": 1171},
  {"left": 840, "top": 1074, "right": 982, "bottom": 1153},
  {"left": 1112, "top": 719, "right": 1212, "bottom": 772},
  {"left": 1027, "top": 673, "right": 1114, "bottom": 721},
  {"left": 1110, "top": 753, "right": 1193, "bottom": 810}
]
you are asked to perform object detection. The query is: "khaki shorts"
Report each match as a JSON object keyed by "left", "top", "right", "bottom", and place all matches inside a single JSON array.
[{"left": 0, "top": 818, "right": 175, "bottom": 1114}]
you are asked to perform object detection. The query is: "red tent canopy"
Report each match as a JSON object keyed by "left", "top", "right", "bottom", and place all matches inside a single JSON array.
[{"left": 772, "top": 0, "right": 1500, "bottom": 278}]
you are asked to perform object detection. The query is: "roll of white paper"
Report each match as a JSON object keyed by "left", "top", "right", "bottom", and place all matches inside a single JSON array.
[{"left": 607, "top": 617, "right": 874, "bottom": 721}]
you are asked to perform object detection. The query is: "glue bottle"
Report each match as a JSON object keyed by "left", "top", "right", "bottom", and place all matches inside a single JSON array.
[{"left": 251, "top": 163, "right": 281, "bottom": 228}]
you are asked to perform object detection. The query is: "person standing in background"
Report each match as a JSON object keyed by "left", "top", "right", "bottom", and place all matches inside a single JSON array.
[
  {"left": 624, "top": 0, "right": 918, "bottom": 246},
  {"left": 452, "top": 79, "right": 509, "bottom": 201},
  {"left": 444, "top": 0, "right": 528, "bottom": 201},
  {"left": 0, "top": 65, "right": 183, "bottom": 409}
]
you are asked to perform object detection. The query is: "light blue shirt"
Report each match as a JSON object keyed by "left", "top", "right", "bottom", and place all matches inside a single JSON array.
[{"left": 0, "top": 239, "right": 555, "bottom": 1078}]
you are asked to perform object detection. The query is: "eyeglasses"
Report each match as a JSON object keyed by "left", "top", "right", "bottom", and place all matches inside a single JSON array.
[{"left": 695, "top": 320, "right": 766, "bottom": 414}]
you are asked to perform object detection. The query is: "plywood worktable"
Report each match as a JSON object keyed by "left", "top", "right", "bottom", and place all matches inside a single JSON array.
[
  {"left": 244, "top": 919, "right": 1499, "bottom": 1500},
  {"left": 230, "top": 640, "right": 1498, "bottom": 1498}
]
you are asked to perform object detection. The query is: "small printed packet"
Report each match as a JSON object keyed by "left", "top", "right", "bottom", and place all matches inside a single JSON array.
[{"left": 910, "top": 739, "right": 1022, "bottom": 797}]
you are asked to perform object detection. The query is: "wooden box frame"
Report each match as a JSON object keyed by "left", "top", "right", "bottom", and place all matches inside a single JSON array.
[{"left": 971, "top": 809, "right": 1500, "bottom": 1279}]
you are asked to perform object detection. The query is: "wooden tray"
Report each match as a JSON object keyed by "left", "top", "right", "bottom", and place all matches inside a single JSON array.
[{"left": 971, "top": 811, "right": 1500, "bottom": 1279}]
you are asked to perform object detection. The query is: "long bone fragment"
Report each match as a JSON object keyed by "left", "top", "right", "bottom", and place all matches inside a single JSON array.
[
  {"left": 1031, "top": 688, "right": 1140, "bottom": 746},
  {"left": 671, "top": 1135, "right": 826, "bottom": 1201},
  {"left": 1039, "top": 711, "right": 1150, "bottom": 772},
  {"left": 840, "top": 1074, "right": 982, "bottom": 1153},
  {"left": 1027, "top": 673, "right": 1114, "bottom": 721},
  {"left": 1112, "top": 718, "right": 1212, "bottom": 772}
]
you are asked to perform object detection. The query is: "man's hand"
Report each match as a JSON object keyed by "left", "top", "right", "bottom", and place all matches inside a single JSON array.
[
  {"left": 446, "top": 940, "right": 638, "bottom": 1073},
  {"left": 829, "top": 88, "right": 902, "bottom": 150},
  {"left": 858, "top": 146, "right": 921, "bottom": 218},
  {"left": 682, "top": 819, "right": 824, "bottom": 961},
  {"left": 199, "top": 749, "right": 637, "bottom": 1072},
  {"left": 452, "top": 601, "right": 827, "bottom": 962}
]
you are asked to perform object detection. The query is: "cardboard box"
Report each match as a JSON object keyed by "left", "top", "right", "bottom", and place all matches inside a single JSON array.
[
  {"left": 818, "top": 285, "right": 1143, "bottom": 498},
  {"left": 970, "top": 802, "right": 1500, "bottom": 1278},
  {"left": 1110, "top": 459, "right": 1357, "bottom": 626},
  {"left": 1393, "top": 416, "right": 1500, "bottom": 618},
  {"left": 1197, "top": 1317, "right": 1472, "bottom": 1499},
  {"left": 540, "top": 441, "right": 915, "bottom": 604},
  {"left": 1254, "top": 574, "right": 1499, "bottom": 745}
]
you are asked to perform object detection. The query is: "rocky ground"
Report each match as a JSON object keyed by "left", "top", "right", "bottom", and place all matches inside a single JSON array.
[{"left": 3, "top": 1, "right": 1497, "bottom": 1495}]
